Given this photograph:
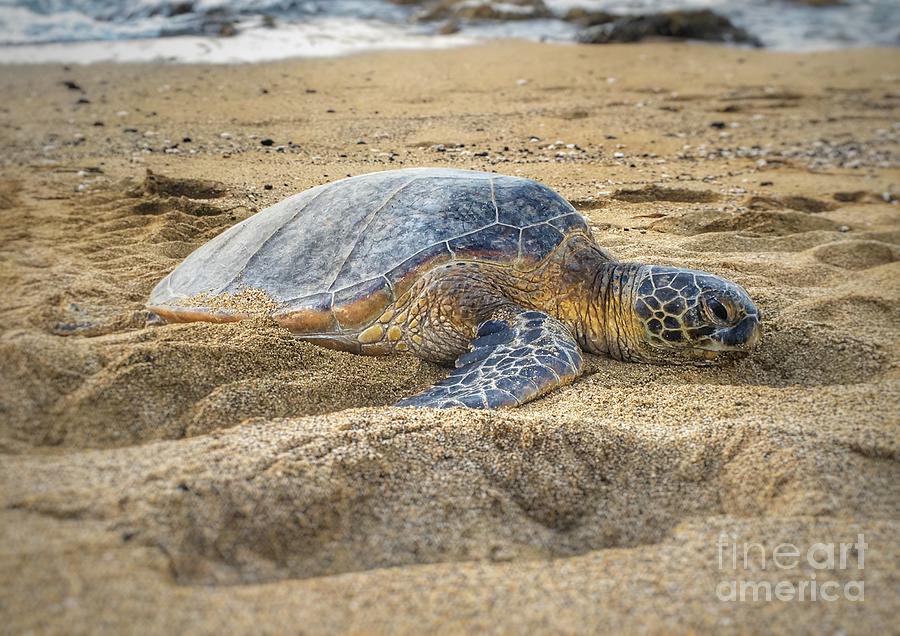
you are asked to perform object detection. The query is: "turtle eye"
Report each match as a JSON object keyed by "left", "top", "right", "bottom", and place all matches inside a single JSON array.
[{"left": 703, "top": 294, "right": 731, "bottom": 324}]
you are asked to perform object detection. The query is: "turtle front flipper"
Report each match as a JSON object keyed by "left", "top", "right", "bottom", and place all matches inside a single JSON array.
[{"left": 396, "top": 310, "right": 584, "bottom": 409}]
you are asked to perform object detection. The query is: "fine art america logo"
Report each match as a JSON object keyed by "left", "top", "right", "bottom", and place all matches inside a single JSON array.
[{"left": 716, "top": 534, "right": 866, "bottom": 602}]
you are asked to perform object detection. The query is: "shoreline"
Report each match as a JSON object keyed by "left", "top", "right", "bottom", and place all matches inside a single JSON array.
[{"left": 1, "top": 35, "right": 897, "bottom": 66}]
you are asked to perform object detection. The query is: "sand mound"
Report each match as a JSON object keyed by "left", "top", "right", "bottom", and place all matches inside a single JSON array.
[
  {"left": 0, "top": 321, "right": 442, "bottom": 450},
  {"left": 612, "top": 185, "right": 720, "bottom": 203},
  {"left": 679, "top": 229, "right": 843, "bottom": 253},
  {"left": 786, "top": 262, "right": 900, "bottom": 340},
  {"left": 5, "top": 404, "right": 896, "bottom": 586},
  {"left": 811, "top": 239, "right": 899, "bottom": 270},
  {"left": 649, "top": 209, "right": 840, "bottom": 236},
  {"left": 745, "top": 194, "right": 836, "bottom": 214}
]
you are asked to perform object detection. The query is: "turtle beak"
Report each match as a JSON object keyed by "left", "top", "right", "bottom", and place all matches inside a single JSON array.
[{"left": 719, "top": 314, "right": 762, "bottom": 351}]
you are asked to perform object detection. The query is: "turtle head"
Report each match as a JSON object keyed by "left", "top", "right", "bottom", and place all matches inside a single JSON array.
[
  {"left": 581, "top": 263, "right": 761, "bottom": 364},
  {"left": 623, "top": 265, "right": 762, "bottom": 364}
]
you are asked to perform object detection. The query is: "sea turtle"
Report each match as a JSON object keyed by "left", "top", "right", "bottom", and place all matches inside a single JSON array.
[{"left": 148, "top": 168, "right": 761, "bottom": 408}]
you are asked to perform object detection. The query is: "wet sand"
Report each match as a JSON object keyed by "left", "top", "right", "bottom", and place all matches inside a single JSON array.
[{"left": 1, "top": 41, "right": 898, "bottom": 633}]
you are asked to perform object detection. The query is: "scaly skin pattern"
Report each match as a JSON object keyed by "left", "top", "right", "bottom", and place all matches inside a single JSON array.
[
  {"left": 350, "top": 234, "right": 605, "bottom": 364},
  {"left": 346, "top": 232, "right": 761, "bottom": 368},
  {"left": 394, "top": 310, "right": 584, "bottom": 408}
]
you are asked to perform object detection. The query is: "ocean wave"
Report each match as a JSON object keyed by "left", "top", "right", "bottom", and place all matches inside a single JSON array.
[{"left": 0, "top": 0, "right": 896, "bottom": 63}]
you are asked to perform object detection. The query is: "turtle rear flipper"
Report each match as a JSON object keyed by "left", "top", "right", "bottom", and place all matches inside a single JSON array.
[{"left": 396, "top": 310, "right": 584, "bottom": 409}]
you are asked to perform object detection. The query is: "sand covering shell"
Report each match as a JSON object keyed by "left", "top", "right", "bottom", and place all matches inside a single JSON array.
[{"left": 169, "top": 288, "right": 280, "bottom": 316}]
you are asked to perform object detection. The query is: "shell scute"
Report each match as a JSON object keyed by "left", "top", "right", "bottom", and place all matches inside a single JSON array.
[
  {"left": 328, "top": 176, "right": 496, "bottom": 290},
  {"left": 493, "top": 176, "right": 576, "bottom": 227},
  {"left": 519, "top": 223, "right": 564, "bottom": 267},
  {"left": 548, "top": 213, "right": 590, "bottom": 235},
  {"left": 449, "top": 223, "right": 521, "bottom": 263}
]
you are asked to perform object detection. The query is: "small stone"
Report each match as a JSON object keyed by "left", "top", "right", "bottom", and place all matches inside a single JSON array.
[
  {"left": 438, "top": 19, "right": 460, "bottom": 35},
  {"left": 260, "top": 138, "right": 274, "bottom": 146},
  {"left": 264, "top": 184, "right": 273, "bottom": 190}
]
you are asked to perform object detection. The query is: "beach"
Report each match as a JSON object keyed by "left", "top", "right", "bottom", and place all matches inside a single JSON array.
[{"left": 1, "top": 41, "right": 898, "bottom": 633}]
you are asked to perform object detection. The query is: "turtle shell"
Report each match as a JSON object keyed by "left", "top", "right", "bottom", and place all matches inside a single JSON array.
[{"left": 148, "top": 168, "right": 590, "bottom": 334}]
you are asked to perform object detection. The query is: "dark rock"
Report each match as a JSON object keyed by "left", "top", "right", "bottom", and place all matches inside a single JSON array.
[
  {"left": 169, "top": 2, "right": 194, "bottom": 17},
  {"left": 576, "top": 10, "right": 762, "bottom": 47},
  {"left": 62, "top": 80, "right": 82, "bottom": 91},
  {"left": 260, "top": 138, "right": 274, "bottom": 146},
  {"left": 563, "top": 8, "right": 616, "bottom": 27},
  {"left": 439, "top": 18, "right": 461, "bottom": 35},
  {"left": 710, "top": 121, "right": 726, "bottom": 129},
  {"left": 416, "top": 0, "right": 550, "bottom": 22},
  {"left": 790, "top": 0, "right": 844, "bottom": 6}
]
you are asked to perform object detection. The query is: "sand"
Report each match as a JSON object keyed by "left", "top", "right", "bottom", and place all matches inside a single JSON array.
[{"left": 1, "top": 41, "right": 898, "bottom": 633}]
